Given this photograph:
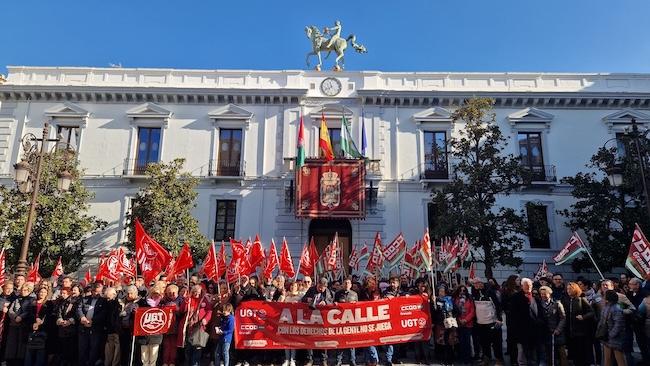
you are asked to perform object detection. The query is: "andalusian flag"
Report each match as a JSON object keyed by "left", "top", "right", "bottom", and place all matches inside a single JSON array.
[
  {"left": 297, "top": 115, "right": 305, "bottom": 168},
  {"left": 319, "top": 113, "right": 334, "bottom": 161},
  {"left": 341, "top": 115, "right": 362, "bottom": 158}
]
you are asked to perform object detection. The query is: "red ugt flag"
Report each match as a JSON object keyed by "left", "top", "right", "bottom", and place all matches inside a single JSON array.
[
  {"left": 27, "top": 253, "right": 41, "bottom": 283},
  {"left": 299, "top": 238, "right": 319, "bottom": 277},
  {"left": 135, "top": 219, "right": 172, "bottom": 284},
  {"left": 133, "top": 307, "right": 175, "bottom": 336},
  {"left": 51, "top": 257, "right": 64, "bottom": 281},
  {"left": 167, "top": 243, "right": 194, "bottom": 279},
  {"left": 279, "top": 237, "right": 295, "bottom": 278},
  {"left": 249, "top": 235, "right": 266, "bottom": 270},
  {"left": 264, "top": 239, "right": 279, "bottom": 279}
]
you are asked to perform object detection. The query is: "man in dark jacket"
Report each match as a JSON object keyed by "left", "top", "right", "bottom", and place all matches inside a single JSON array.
[
  {"left": 334, "top": 278, "right": 358, "bottom": 366},
  {"left": 103, "top": 287, "right": 122, "bottom": 366},
  {"left": 303, "top": 278, "right": 334, "bottom": 366},
  {"left": 77, "top": 282, "right": 108, "bottom": 366},
  {"left": 510, "top": 278, "right": 546, "bottom": 365}
]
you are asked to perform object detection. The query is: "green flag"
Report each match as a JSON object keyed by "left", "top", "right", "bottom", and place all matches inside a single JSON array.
[
  {"left": 341, "top": 115, "right": 362, "bottom": 159},
  {"left": 297, "top": 115, "right": 305, "bottom": 167}
]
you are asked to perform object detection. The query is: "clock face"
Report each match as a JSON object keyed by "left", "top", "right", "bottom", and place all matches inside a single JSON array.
[{"left": 320, "top": 77, "right": 342, "bottom": 97}]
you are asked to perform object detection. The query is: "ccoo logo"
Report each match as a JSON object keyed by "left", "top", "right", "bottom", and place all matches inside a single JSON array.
[{"left": 140, "top": 308, "right": 168, "bottom": 334}]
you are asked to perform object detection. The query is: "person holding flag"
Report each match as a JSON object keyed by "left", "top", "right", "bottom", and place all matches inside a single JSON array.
[{"left": 471, "top": 276, "right": 504, "bottom": 365}]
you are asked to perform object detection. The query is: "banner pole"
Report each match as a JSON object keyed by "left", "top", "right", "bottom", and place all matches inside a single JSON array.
[
  {"left": 129, "top": 333, "right": 136, "bottom": 366},
  {"left": 583, "top": 245, "right": 605, "bottom": 280}
]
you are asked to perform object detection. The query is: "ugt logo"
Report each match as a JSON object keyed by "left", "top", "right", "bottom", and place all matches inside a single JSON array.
[{"left": 140, "top": 308, "right": 168, "bottom": 334}]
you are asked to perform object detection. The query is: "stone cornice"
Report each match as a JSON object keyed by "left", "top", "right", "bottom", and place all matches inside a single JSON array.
[
  {"left": 0, "top": 85, "right": 306, "bottom": 105},
  {"left": 357, "top": 90, "right": 650, "bottom": 109}
]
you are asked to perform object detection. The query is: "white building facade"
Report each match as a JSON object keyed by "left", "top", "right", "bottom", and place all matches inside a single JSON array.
[{"left": 1, "top": 66, "right": 650, "bottom": 279}]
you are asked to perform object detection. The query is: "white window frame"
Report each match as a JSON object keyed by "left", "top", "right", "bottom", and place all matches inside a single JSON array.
[
  {"left": 126, "top": 103, "right": 171, "bottom": 173},
  {"left": 44, "top": 102, "right": 90, "bottom": 154},
  {"left": 521, "top": 199, "right": 557, "bottom": 251},
  {"left": 413, "top": 107, "right": 453, "bottom": 181},
  {"left": 208, "top": 193, "right": 243, "bottom": 242},
  {"left": 209, "top": 104, "right": 253, "bottom": 177}
]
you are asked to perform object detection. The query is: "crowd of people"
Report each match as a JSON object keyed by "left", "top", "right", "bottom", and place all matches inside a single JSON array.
[{"left": 0, "top": 270, "right": 648, "bottom": 366}]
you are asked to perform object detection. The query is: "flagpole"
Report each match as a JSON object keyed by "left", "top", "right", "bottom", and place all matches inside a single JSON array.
[
  {"left": 295, "top": 242, "right": 304, "bottom": 282},
  {"left": 581, "top": 241, "right": 605, "bottom": 280}
]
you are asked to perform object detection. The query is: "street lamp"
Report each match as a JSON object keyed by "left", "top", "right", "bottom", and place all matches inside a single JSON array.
[
  {"left": 604, "top": 118, "right": 650, "bottom": 222},
  {"left": 13, "top": 122, "right": 76, "bottom": 274}
]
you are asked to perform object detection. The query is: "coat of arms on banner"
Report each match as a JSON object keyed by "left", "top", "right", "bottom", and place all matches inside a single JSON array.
[{"left": 320, "top": 171, "right": 340, "bottom": 208}]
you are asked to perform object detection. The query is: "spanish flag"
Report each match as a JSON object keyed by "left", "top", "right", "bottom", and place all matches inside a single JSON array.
[{"left": 319, "top": 113, "right": 334, "bottom": 161}]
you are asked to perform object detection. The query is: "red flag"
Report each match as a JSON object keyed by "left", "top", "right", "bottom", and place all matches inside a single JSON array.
[
  {"left": 327, "top": 233, "right": 339, "bottom": 271},
  {"left": 84, "top": 268, "right": 92, "bottom": 285},
  {"left": 279, "top": 237, "right": 295, "bottom": 278},
  {"left": 226, "top": 257, "right": 241, "bottom": 284},
  {"left": 554, "top": 232, "right": 587, "bottom": 265},
  {"left": 27, "top": 253, "right": 41, "bottom": 283},
  {"left": 231, "top": 239, "right": 252, "bottom": 274},
  {"left": 365, "top": 232, "right": 383, "bottom": 274},
  {"left": 299, "top": 238, "right": 319, "bottom": 277},
  {"left": 0, "top": 249, "right": 6, "bottom": 285},
  {"left": 231, "top": 239, "right": 246, "bottom": 259},
  {"left": 51, "top": 257, "right": 64, "bottom": 281},
  {"left": 167, "top": 243, "right": 194, "bottom": 279},
  {"left": 102, "top": 249, "right": 122, "bottom": 282},
  {"left": 626, "top": 224, "right": 650, "bottom": 279},
  {"left": 202, "top": 242, "right": 219, "bottom": 280},
  {"left": 135, "top": 219, "right": 173, "bottom": 284},
  {"left": 249, "top": 235, "right": 266, "bottom": 270},
  {"left": 217, "top": 241, "right": 227, "bottom": 278},
  {"left": 133, "top": 307, "right": 175, "bottom": 336},
  {"left": 117, "top": 247, "right": 135, "bottom": 277},
  {"left": 264, "top": 239, "right": 279, "bottom": 279},
  {"left": 468, "top": 262, "right": 476, "bottom": 281}
]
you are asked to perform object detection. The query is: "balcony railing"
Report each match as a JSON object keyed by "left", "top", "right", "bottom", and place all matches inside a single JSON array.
[
  {"left": 523, "top": 164, "right": 557, "bottom": 183},
  {"left": 123, "top": 159, "right": 156, "bottom": 176},
  {"left": 209, "top": 159, "right": 245, "bottom": 177},
  {"left": 420, "top": 162, "right": 452, "bottom": 181}
]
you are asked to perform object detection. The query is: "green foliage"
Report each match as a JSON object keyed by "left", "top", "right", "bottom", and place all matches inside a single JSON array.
[
  {"left": 0, "top": 148, "right": 107, "bottom": 274},
  {"left": 127, "top": 158, "right": 208, "bottom": 258},
  {"left": 560, "top": 140, "right": 649, "bottom": 272},
  {"left": 429, "top": 97, "right": 531, "bottom": 278}
]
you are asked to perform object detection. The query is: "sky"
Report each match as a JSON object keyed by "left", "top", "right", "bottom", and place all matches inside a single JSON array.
[{"left": 2, "top": 0, "right": 650, "bottom": 74}]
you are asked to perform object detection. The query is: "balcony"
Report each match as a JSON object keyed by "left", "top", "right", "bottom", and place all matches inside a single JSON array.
[
  {"left": 523, "top": 164, "right": 557, "bottom": 184},
  {"left": 420, "top": 162, "right": 452, "bottom": 182},
  {"left": 208, "top": 159, "right": 245, "bottom": 178},
  {"left": 123, "top": 159, "right": 155, "bottom": 177}
]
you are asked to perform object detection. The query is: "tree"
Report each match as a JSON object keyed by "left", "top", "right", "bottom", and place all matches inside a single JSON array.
[
  {"left": 0, "top": 148, "right": 107, "bottom": 275},
  {"left": 429, "top": 97, "right": 532, "bottom": 278},
  {"left": 127, "top": 158, "right": 208, "bottom": 258},
  {"left": 560, "top": 140, "right": 649, "bottom": 272}
]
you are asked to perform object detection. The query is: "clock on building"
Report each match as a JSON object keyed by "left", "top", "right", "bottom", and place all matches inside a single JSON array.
[{"left": 320, "top": 77, "right": 342, "bottom": 96}]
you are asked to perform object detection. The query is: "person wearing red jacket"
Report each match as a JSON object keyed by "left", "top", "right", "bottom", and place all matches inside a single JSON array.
[
  {"left": 178, "top": 285, "right": 212, "bottom": 366},
  {"left": 453, "top": 285, "right": 475, "bottom": 364}
]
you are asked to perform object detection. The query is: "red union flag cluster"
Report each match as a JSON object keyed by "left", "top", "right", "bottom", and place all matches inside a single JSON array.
[
  {"left": 627, "top": 224, "right": 650, "bottom": 279},
  {"left": 135, "top": 219, "right": 173, "bottom": 284}
]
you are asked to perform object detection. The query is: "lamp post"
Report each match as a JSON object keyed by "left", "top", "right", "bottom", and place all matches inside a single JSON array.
[
  {"left": 604, "top": 118, "right": 650, "bottom": 223},
  {"left": 13, "top": 122, "right": 75, "bottom": 274}
]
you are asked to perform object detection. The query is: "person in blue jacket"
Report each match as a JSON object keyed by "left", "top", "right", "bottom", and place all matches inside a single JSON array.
[{"left": 215, "top": 303, "right": 235, "bottom": 366}]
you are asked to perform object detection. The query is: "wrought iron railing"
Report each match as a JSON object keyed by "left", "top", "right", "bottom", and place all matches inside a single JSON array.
[
  {"left": 123, "top": 159, "right": 156, "bottom": 176},
  {"left": 523, "top": 164, "right": 557, "bottom": 183},
  {"left": 208, "top": 159, "right": 245, "bottom": 177}
]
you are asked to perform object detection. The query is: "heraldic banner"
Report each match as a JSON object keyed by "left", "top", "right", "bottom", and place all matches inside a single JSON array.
[
  {"left": 295, "top": 159, "right": 365, "bottom": 218},
  {"left": 235, "top": 296, "right": 431, "bottom": 349}
]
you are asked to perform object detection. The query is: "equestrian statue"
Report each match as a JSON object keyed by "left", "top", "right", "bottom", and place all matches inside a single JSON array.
[{"left": 305, "top": 21, "right": 368, "bottom": 71}]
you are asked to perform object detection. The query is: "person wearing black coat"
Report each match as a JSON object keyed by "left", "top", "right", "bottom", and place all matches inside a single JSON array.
[
  {"left": 55, "top": 287, "right": 78, "bottom": 366},
  {"left": 509, "top": 278, "right": 546, "bottom": 365},
  {"left": 77, "top": 282, "right": 108, "bottom": 366},
  {"left": 302, "top": 277, "right": 334, "bottom": 366},
  {"left": 0, "top": 282, "right": 16, "bottom": 361},
  {"left": 561, "top": 282, "right": 595, "bottom": 366},
  {"left": 5, "top": 284, "right": 33, "bottom": 366}
]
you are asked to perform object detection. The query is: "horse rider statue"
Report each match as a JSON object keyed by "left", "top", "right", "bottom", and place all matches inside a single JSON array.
[{"left": 305, "top": 21, "right": 367, "bottom": 71}]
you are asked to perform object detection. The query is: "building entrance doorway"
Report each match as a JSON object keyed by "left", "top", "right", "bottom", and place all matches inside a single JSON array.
[{"left": 308, "top": 219, "right": 352, "bottom": 273}]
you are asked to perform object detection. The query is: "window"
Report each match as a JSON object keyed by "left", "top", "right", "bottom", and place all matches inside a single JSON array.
[
  {"left": 217, "top": 129, "right": 242, "bottom": 176},
  {"left": 320, "top": 128, "right": 342, "bottom": 158},
  {"left": 518, "top": 132, "right": 545, "bottom": 180},
  {"left": 423, "top": 131, "right": 448, "bottom": 179},
  {"left": 526, "top": 203, "right": 550, "bottom": 248},
  {"left": 214, "top": 200, "right": 237, "bottom": 241},
  {"left": 427, "top": 202, "right": 438, "bottom": 233},
  {"left": 135, "top": 127, "right": 161, "bottom": 174},
  {"left": 615, "top": 133, "right": 627, "bottom": 160},
  {"left": 56, "top": 126, "right": 80, "bottom": 151}
]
